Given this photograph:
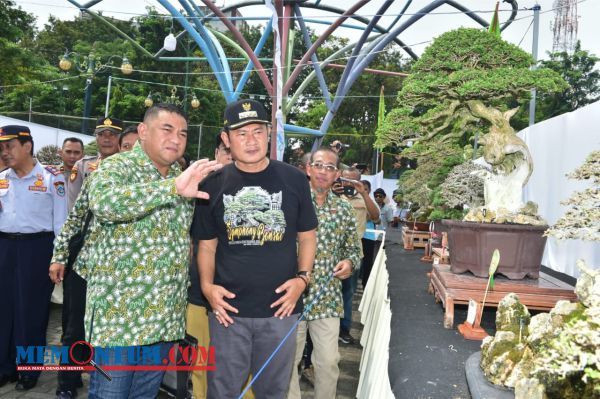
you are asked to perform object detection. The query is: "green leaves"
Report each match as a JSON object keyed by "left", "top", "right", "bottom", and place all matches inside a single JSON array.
[
  {"left": 375, "top": 28, "right": 567, "bottom": 216},
  {"left": 489, "top": 249, "right": 500, "bottom": 290}
]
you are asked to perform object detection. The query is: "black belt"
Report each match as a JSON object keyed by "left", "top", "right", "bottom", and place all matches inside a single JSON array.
[{"left": 0, "top": 231, "right": 54, "bottom": 240}]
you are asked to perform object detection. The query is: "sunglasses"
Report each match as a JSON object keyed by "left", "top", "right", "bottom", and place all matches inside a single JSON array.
[
  {"left": 310, "top": 162, "right": 338, "bottom": 172},
  {"left": 374, "top": 194, "right": 384, "bottom": 198}
]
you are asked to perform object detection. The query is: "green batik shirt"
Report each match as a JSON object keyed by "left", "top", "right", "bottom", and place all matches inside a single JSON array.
[
  {"left": 304, "top": 191, "right": 361, "bottom": 321},
  {"left": 84, "top": 143, "right": 193, "bottom": 347},
  {"left": 51, "top": 177, "right": 99, "bottom": 278}
]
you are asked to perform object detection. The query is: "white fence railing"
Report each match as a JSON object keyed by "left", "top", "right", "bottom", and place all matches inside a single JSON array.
[{"left": 357, "top": 230, "right": 394, "bottom": 398}]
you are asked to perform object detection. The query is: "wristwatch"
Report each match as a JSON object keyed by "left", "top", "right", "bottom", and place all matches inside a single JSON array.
[{"left": 296, "top": 271, "right": 311, "bottom": 286}]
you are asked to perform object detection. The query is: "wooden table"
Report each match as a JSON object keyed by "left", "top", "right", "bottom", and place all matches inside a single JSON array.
[{"left": 430, "top": 264, "right": 577, "bottom": 329}]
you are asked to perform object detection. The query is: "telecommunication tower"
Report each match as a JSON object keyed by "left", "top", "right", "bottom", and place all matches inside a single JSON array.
[{"left": 551, "top": 0, "right": 579, "bottom": 53}]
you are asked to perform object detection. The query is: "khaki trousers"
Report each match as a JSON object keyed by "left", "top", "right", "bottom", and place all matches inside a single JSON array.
[
  {"left": 287, "top": 317, "right": 340, "bottom": 399},
  {"left": 186, "top": 304, "right": 210, "bottom": 399}
]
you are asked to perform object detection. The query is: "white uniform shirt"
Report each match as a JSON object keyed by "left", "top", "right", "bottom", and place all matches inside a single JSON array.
[
  {"left": 0, "top": 161, "right": 68, "bottom": 236},
  {"left": 376, "top": 202, "right": 395, "bottom": 240}
]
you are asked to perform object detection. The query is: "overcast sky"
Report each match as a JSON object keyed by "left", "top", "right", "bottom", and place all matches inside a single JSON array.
[{"left": 18, "top": 0, "right": 600, "bottom": 62}]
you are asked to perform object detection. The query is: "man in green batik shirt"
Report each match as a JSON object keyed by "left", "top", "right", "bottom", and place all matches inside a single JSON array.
[
  {"left": 288, "top": 147, "right": 361, "bottom": 399},
  {"left": 79, "top": 103, "right": 222, "bottom": 399}
]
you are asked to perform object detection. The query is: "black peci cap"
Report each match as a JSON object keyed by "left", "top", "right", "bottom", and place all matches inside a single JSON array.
[{"left": 223, "top": 99, "right": 269, "bottom": 131}]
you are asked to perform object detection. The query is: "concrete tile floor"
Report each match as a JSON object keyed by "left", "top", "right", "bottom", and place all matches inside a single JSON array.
[{"left": 0, "top": 292, "right": 364, "bottom": 399}]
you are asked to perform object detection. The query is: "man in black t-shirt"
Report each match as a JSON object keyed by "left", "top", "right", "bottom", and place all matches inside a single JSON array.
[{"left": 192, "top": 100, "right": 317, "bottom": 399}]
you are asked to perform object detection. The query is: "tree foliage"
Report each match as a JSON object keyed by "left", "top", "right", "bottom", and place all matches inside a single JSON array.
[
  {"left": 376, "top": 28, "right": 567, "bottom": 215},
  {"left": 537, "top": 42, "right": 599, "bottom": 118},
  {"left": 35, "top": 144, "right": 62, "bottom": 165}
]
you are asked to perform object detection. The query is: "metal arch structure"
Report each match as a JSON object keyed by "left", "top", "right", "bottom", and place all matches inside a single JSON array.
[{"left": 65, "top": 0, "right": 519, "bottom": 159}]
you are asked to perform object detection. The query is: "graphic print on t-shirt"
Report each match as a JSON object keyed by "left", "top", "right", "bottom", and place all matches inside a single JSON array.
[{"left": 223, "top": 186, "right": 286, "bottom": 245}]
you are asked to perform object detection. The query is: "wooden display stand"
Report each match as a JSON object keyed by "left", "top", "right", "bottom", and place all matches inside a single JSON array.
[
  {"left": 429, "top": 264, "right": 577, "bottom": 329},
  {"left": 432, "top": 247, "right": 450, "bottom": 264},
  {"left": 402, "top": 227, "right": 431, "bottom": 250}
]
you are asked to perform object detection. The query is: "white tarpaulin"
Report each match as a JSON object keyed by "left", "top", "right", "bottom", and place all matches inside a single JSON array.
[
  {"left": 518, "top": 101, "right": 600, "bottom": 277},
  {"left": 0, "top": 115, "right": 95, "bottom": 150}
]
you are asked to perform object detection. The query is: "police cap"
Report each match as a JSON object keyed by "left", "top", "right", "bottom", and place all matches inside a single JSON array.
[
  {"left": 0, "top": 125, "right": 32, "bottom": 142},
  {"left": 94, "top": 117, "right": 124, "bottom": 135}
]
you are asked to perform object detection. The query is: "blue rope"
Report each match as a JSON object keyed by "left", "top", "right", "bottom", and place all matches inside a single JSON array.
[{"left": 237, "top": 273, "right": 336, "bottom": 399}]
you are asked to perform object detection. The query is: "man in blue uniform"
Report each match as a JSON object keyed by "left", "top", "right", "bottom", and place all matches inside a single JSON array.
[{"left": 0, "top": 125, "right": 67, "bottom": 391}]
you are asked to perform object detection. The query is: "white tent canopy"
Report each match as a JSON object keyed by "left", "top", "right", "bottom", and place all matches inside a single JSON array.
[
  {"left": 518, "top": 101, "right": 600, "bottom": 278},
  {"left": 0, "top": 115, "right": 95, "bottom": 150}
]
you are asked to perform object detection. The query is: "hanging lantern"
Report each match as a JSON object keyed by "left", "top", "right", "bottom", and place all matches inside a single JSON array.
[
  {"left": 144, "top": 94, "right": 154, "bottom": 108},
  {"left": 164, "top": 33, "right": 177, "bottom": 52},
  {"left": 59, "top": 55, "right": 72, "bottom": 71},
  {"left": 191, "top": 94, "right": 200, "bottom": 109},
  {"left": 120, "top": 57, "right": 133, "bottom": 75}
]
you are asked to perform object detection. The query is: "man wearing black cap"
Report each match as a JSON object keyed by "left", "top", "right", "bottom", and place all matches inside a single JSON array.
[
  {"left": 193, "top": 99, "right": 318, "bottom": 398},
  {"left": 0, "top": 125, "right": 68, "bottom": 391},
  {"left": 68, "top": 116, "right": 122, "bottom": 208}
]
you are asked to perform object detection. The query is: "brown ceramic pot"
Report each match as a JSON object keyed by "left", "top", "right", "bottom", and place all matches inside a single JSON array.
[
  {"left": 442, "top": 220, "right": 548, "bottom": 279},
  {"left": 403, "top": 221, "right": 431, "bottom": 231}
]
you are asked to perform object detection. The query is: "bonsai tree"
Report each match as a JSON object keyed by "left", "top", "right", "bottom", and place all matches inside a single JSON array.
[
  {"left": 35, "top": 144, "right": 61, "bottom": 165},
  {"left": 545, "top": 150, "right": 600, "bottom": 241},
  {"left": 377, "top": 28, "right": 567, "bottom": 221},
  {"left": 437, "top": 161, "right": 487, "bottom": 218}
]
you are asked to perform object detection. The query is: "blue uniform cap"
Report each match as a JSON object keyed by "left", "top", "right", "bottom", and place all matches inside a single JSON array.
[{"left": 0, "top": 125, "right": 32, "bottom": 142}]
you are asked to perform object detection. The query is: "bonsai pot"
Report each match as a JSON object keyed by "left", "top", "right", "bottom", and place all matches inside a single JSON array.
[
  {"left": 442, "top": 220, "right": 548, "bottom": 279},
  {"left": 403, "top": 221, "right": 431, "bottom": 231}
]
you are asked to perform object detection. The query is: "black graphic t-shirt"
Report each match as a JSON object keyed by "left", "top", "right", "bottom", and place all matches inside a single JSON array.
[{"left": 191, "top": 160, "right": 318, "bottom": 318}]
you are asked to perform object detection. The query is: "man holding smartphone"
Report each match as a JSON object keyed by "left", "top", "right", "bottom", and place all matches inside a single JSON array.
[{"left": 338, "top": 167, "right": 379, "bottom": 344}]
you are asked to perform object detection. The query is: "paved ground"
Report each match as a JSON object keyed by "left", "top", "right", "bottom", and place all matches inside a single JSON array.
[
  {"left": 4, "top": 227, "right": 568, "bottom": 398},
  {"left": 0, "top": 283, "right": 364, "bottom": 399},
  {"left": 386, "top": 228, "right": 495, "bottom": 399}
]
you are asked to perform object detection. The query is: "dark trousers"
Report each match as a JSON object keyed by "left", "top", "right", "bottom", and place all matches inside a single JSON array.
[
  {"left": 57, "top": 270, "right": 87, "bottom": 391},
  {"left": 361, "top": 238, "right": 380, "bottom": 288},
  {"left": 207, "top": 313, "right": 298, "bottom": 399},
  {"left": 340, "top": 271, "right": 357, "bottom": 333},
  {"left": 0, "top": 235, "right": 54, "bottom": 379}
]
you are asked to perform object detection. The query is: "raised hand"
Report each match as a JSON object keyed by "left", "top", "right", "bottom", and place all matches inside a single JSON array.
[{"left": 175, "top": 159, "right": 222, "bottom": 199}]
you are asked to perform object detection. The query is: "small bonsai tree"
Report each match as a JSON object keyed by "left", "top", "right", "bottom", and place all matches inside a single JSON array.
[
  {"left": 439, "top": 161, "right": 486, "bottom": 209},
  {"left": 35, "top": 144, "right": 61, "bottom": 165},
  {"left": 377, "top": 28, "right": 567, "bottom": 220},
  {"left": 545, "top": 150, "right": 600, "bottom": 241}
]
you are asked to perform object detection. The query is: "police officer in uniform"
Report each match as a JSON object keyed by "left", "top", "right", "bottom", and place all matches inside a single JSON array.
[
  {"left": 68, "top": 117, "right": 122, "bottom": 208},
  {"left": 0, "top": 125, "right": 67, "bottom": 391},
  {"left": 56, "top": 137, "right": 84, "bottom": 195}
]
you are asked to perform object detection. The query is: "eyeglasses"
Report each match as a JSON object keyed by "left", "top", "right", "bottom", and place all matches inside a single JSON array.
[
  {"left": 374, "top": 194, "right": 384, "bottom": 198},
  {"left": 310, "top": 162, "right": 338, "bottom": 172}
]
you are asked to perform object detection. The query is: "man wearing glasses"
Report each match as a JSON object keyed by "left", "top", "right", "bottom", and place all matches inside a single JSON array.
[
  {"left": 193, "top": 100, "right": 317, "bottom": 398},
  {"left": 288, "top": 148, "right": 361, "bottom": 399}
]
